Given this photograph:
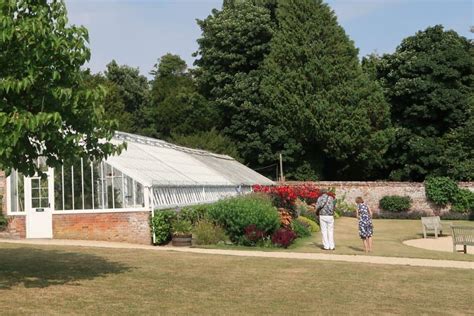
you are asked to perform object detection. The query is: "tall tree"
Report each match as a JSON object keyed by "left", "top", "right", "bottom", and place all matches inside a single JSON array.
[
  {"left": 0, "top": 0, "right": 121, "bottom": 176},
  {"left": 104, "top": 60, "right": 149, "bottom": 133},
  {"left": 195, "top": 0, "right": 393, "bottom": 180},
  {"left": 104, "top": 60, "right": 149, "bottom": 114},
  {"left": 142, "top": 53, "right": 216, "bottom": 138},
  {"left": 259, "top": 0, "right": 393, "bottom": 180},
  {"left": 194, "top": 1, "right": 274, "bottom": 130},
  {"left": 194, "top": 1, "right": 276, "bottom": 175},
  {"left": 376, "top": 25, "right": 473, "bottom": 180},
  {"left": 83, "top": 72, "right": 136, "bottom": 133}
]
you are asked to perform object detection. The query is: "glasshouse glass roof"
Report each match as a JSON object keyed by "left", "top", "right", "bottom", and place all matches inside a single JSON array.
[{"left": 106, "top": 132, "right": 274, "bottom": 187}]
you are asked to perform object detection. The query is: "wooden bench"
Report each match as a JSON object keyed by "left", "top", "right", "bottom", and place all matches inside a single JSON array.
[
  {"left": 421, "top": 216, "right": 444, "bottom": 238},
  {"left": 451, "top": 226, "right": 474, "bottom": 254}
]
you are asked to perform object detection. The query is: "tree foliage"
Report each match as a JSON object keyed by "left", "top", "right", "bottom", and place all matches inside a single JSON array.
[
  {"left": 194, "top": 1, "right": 274, "bottom": 131},
  {"left": 104, "top": 60, "right": 149, "bottom": 114},
  {"left": 195, "top": 0, "right": 392, "bottom": 180},
  {"left": 0, "top": 0, "right": 121, "bottom": 176},
  {"left": 260, "top": 0, "right": 393, "bottom": 180},
  {"left": 142, "top": 53, "right": 217, "bottom": 138},
  {"left": 375, "top": 25, "right": 473, "bottom": 180},
  {"left": 171, "top": 128, "right": 241, "bottom": 161}
]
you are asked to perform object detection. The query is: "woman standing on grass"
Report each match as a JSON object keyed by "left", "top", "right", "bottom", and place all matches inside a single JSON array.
[{"left": 355, "top": 197, "right": 373, "bottom": 253}]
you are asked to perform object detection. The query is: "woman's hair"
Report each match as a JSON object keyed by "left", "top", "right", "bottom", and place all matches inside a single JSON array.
[{"left": 355, "top": 197, "right": 364, "bottom": 204}]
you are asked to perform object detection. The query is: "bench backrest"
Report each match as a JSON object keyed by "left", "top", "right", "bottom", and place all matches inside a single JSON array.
[
  {"left": 451, "top": 226, "right": 474, "bottom": 245},
  {"left": 421, "top": 216, "right": 442, "bottom": 229}
]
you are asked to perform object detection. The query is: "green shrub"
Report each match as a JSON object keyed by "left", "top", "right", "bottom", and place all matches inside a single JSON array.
[
  {"left": 291, "top": 219, "right": 311, "bottom": 238},
  {"left": 0, "top": 194, "right": 6, "bottom": 230},
  {"left": 0, "top": 215, "right": 7, "bottom": 231},
  {"left": 151, "top": 209, "right": 177, "bottom": 244},
  {"left": 299, "top": 205, "right": 318, "bottom": 223},
  {"left": 193, "top": 220, "right": 228, "bottom": 245},
  {"left": 298, "top": 216, "right": 320, "bottom": 232},
  {"left": 373, "top": 210, "right": 430, "bottom": 219},
  {"left": 207, "top": 194, "right": 280, "bottom": 243},
  {"left": 451, "top": 189, "right": 474, "bottom": 213},
  {"left": 178, "top": 204, "right": 209, "bottom": 225},
  {"left": 425, "top": 176, "right": 459, "bottom": 206},
  {"left": 379, "top": 195, "right": 412, "bottom": 212},
  {"left": 171, "top": 219, "right": 193, "bottom": 236},
  {"left": 335, "top": 193, "right": 357, "bottom": 216}
]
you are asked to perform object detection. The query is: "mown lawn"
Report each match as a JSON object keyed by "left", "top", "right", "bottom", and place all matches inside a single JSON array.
[
  {"left": 203, "top": 218, "right": 474, "bottom": 261},
  {"left": 292, "top": 217, "right": 474, "bottom": 261},
  {"left": 0, "top": 243, "right": 472, "bottom": 315}
]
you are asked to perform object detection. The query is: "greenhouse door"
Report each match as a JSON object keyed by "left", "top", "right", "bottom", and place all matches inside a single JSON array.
[{"left": 25, "top": 169, "right": 54, "bottom": 239}]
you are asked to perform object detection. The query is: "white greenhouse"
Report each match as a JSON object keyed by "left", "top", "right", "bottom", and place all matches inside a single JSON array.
[{"left": 2, "top": 131, "right": 273, "bottom": 244}]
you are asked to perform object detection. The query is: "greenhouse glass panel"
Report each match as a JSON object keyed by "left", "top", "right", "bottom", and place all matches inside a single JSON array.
[
  {"left": 135, "top": 181, "right": 144, "bottom": 207},
  {"left": 93, "top": 161, "right": 104, "bottom": 209},
  {"left": 54, "top": 167, "right": 63, "bottom": 210},
  {"left": 9, "top": 171, "right": 25, "bottom": 212},
  {"left": 123, "top": 176, "right": 134, "bottom": 207},
  {"left": 62, "top": 165, "right": 73, "bottom": 210},
  {"left": 83, "top": 161, "right": 94, "bottom": 210},
  {"left": 73, "top": 160, "right": 83, "bottom": 210},
  {"left": 111, "top": 167, "right": 124, "bottom": 208}
]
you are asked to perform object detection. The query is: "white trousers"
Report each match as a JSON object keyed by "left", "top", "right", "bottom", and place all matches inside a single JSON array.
[{"left": 319, "top": 215, "right": 335, "bottom": 249}]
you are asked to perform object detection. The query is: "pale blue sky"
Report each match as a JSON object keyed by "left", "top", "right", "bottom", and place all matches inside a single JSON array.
[{"left": 65, "top": 0, "right": 473, "bottom": 78}]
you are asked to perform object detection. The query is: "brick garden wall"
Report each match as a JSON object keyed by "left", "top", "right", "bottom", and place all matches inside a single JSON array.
[
  {"left": 285, "top": 181, "right": 474, "bottom": 215},
  {"left": 53, "top": 212, "right": 152, "bottom": 244}
]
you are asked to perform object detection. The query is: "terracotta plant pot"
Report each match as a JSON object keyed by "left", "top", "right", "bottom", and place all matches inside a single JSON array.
[{"left": 171, "top": 234, "right": 192, "bottom": 247}]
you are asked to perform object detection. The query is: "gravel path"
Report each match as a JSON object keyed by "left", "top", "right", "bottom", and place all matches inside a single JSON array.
[
  {"left": 1, "top": 238, "right": 472, "bottom": 270},
  {"left": 403, "top": 236, "right": 473, "bottom": 254}
]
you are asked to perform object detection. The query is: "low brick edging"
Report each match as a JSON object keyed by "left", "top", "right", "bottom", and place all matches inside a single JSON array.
[
  {"left": 283, "top": 181, "right": 474, "bottom": 215},
  {"left": 53, "top": 211, "right": 152, "bottom": 245}
]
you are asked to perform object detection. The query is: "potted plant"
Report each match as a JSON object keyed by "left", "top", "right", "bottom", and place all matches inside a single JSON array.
[{"left": 171, "top": 219, "right": 193, "bottom": 246}]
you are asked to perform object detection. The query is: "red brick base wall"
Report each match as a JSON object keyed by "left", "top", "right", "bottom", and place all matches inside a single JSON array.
[
  {"left": 5, "top": 216, "right": 26, "bottom": 239},
  {"left": 53, "top": 211, "right": 152, "bottom": 244}
]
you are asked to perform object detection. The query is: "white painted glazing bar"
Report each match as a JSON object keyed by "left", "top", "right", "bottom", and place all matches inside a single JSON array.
[
  {"left": 61, "top": 165, "right": 65, "bottom": 210},
  {"left": 111, "top": 166, "right": 115, "bottom": 209},
  {"left": 71, "top": 165, "right": 74, "bottom": 210},
  {"left": 81, "top": 158, "right": 85, "bottom": 209},
  {"left": 91, "top": 162, "right": 95, "bottom": 210}
]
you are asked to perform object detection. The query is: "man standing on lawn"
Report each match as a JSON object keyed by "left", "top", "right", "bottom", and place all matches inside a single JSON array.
[{"left": 316, "top": 189, "right": 336, "bottom": 250}]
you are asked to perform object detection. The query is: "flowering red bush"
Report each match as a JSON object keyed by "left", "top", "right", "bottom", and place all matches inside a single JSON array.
[
  {"left": 271, "top": 228, "right": 297, "bottom": 248},
  {"left": 253, "top": 184, "right": 333, "bottom": 211}
]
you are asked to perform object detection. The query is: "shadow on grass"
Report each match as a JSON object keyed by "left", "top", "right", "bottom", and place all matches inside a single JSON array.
[
  {"left": 348, "top": 246, "right": 364, "bottom": 252},
  {"left": 0, "top": 247, "right": 130, "bottom": 289}
]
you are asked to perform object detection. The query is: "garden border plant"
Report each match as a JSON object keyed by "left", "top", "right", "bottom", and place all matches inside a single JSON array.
[
  {"left": 425, "top": 176, "right": 474, "bottom": 214},
  {"left": 0, "top": 194, "right": 7, "bottom": 231},
  {"left": 379, "top": 195, "right": 412, "bottom": 212},
  {"left": 207, "top": 193, "right": 280, "bottom": 245}
]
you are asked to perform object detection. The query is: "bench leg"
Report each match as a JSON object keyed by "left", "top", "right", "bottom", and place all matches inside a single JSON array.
[
  {"left": 464, "top": 245, "right": 467, "bottom": 254},
  {"left": 453, "top": 244, "right": 456, "bottom": 253},
  {"left": 434, "top": 227, "right": 438, "bottom": 239},
  {"left": 423, "top": 227, "right": 426, "bottom": 239}
]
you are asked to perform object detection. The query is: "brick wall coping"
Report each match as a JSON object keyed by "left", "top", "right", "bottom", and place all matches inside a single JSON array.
[{"left": 281, "top": 181, "right": 474, "bottom": 188}]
